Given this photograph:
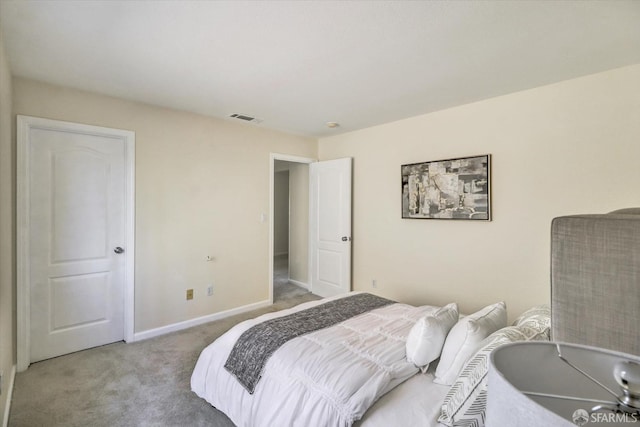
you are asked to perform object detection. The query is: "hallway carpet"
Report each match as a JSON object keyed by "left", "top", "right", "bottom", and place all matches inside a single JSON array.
[{"left": 273, "top": 254, "right": 310, "bottom": 302}]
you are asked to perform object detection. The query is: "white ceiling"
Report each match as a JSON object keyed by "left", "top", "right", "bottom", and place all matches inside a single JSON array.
[{"left": 2, "top": 1, "right": 639, "bottom": 138}]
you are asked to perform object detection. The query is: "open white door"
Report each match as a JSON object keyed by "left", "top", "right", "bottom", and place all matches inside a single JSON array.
[{"left": 309, "top": 158, "right": 352, "bottom": 297}]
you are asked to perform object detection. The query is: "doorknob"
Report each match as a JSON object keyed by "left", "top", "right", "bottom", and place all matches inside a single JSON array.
[
  {"left": 341, "top": 236, "right": 351, "bottom": 242},
  {"left": 114, "top": 247, "right": 124, "bottom": 254}
]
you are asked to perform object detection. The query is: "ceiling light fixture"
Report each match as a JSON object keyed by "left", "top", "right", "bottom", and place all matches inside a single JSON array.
[{"left": 326, "top": 122, "right": 340, "bottom": 129}]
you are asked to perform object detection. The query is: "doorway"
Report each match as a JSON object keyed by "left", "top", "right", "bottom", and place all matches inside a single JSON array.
[
  {"left": 272, "top": 159, "right": 312, "bottom": 302},
  {"left": 269, "top": 154, "right": 314, "bottom": 303},
  {"left": 269, "top": 154, "right": 353, "bottom": 303}
]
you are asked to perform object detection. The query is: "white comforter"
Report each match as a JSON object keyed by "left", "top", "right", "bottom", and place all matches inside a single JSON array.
[{"left": 191, "top": 292, "right": 438, "bottom": 427}]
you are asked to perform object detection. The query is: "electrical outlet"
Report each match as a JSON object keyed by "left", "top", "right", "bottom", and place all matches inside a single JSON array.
[
  {"left": 186, "top": 289, "right": 194, "bottom": 300},
  {"left": 207, "top": 284, "right": 213, "bottom": 296},
  {"left": 372, "top": 279, "right": 378, "bottom": 288}
]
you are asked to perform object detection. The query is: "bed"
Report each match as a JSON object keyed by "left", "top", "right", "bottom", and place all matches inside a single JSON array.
[
  {"left": 191, "top": 208, "right": 639, "bottom": 425},
  {"left": 192, "top": 293, "right": 449, "bottom": 426},
  {"left": 191, "top": 291, "right": 550, "bottom": 427}
]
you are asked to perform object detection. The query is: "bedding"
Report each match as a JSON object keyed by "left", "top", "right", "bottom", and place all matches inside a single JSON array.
[
  {"left": 192, "top": 292, "right": 548, "bottom": 427},
  {"left": 438, "top": 324, "right": 549, "bottom": 427},
  {"left": 356, "top": 363, "right": 449, "bottom": 427},
  {"left": 191, "top": 292, "right": 443, "bottom": 427},
  {"left": 512, "top": 304, "right": 550, "bottom": 340},
  {"left": 224, "top": 293, "right": 394, "bottom": 393},
  {"left": 405, "top": 303, "right": 459, "bottom": 372},
  {"left": 434, "top": 301, "right": 507, "bottom": 385}
]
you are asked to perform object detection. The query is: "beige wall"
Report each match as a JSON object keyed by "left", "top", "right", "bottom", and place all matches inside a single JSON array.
[
  {"left": 272, "top": 160, "right": 309, "bottom": 286},
  {"left": 13, "top": 78, "right": 317, "bottom": 332},
  {"left": 319, "top": 64, "right": 640, "bottom": 320},
  {"left": 0, "top": 27, "right": 15, "bottom": 422},
  {"left": 6, "top": 60, "right": 639, "bottom": 347},
  {"left": 273, "top": 169, "right": 290, "bottom": 256},
  {"left": 288, "top": 163, "right": 309, "bottom": 284}
]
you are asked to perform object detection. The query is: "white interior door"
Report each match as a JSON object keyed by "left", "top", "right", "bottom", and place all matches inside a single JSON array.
[
  {"left": 309, "top": 158, "right": 352, "bottom": 297},
  {"left": 24, "top": 118, "right": 130, "bottom": 363}
]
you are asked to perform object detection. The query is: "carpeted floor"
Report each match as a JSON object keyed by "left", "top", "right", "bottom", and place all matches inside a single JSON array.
[
  {"left": 9, "top": 288, "right": 319, "bottom": 427},
  {"left": 273, "top": 254, "right": 310, "bottom": 301}
]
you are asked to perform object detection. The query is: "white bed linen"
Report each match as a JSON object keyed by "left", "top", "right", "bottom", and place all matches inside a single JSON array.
[
  {"left": 357, "top": 364, "right": 449, "bottom": 427},
  {"left": 191, "top": 292, "right": 439, "bottom": 427}
]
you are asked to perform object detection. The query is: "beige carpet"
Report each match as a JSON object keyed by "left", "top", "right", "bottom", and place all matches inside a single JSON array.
[
  {"left": 273, "top": 254, "right": 310, "bottom": 301},
  {"left": 9, "top": 292, "right": 320, "bottom": 427}
]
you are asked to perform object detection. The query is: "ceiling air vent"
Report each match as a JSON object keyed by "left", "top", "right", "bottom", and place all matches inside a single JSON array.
[{"left": 229, "top": 113, "right": 263, "bottom": 124}]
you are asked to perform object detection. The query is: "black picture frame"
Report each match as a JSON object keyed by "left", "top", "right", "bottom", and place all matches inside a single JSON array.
[{"left": 401, "top": 154, "right": 491, "bottom": 220}]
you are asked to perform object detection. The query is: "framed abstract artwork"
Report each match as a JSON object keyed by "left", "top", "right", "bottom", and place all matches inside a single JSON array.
[{"left": 401, "top": 154, "right": 491, "bottom": 220}]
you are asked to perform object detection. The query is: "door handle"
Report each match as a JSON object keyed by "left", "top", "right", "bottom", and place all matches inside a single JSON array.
[
  {"left": 114, "top": 247, "right": 124, "bottom": 254},
  {"left": 341, "top": 236, "right": 351, "bottom": 242}
]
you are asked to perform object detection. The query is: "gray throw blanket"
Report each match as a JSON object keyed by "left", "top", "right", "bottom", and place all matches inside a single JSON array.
[{"left": 224, "top": 293, "right": 394, "bottom": 394}]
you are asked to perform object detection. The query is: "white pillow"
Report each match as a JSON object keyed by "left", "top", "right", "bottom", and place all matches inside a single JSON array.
[
  {"left": 406, "top": 303, "right": 459, "bottom": 372},
  {"left": 512, "top": 304, "right": 551, "bottom": 340},
  {"left": 434, "top": 301, "right": 507, "bottom": 385},
  {"left": 438, "top": 325, "right": 545, "bottom": 426}
]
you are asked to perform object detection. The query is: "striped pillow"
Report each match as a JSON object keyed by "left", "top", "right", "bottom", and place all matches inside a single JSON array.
[
  {"left": 438, "top": 325, "right": 548, "bottom": 427},
  {"left": 512, "top": 305, "right": 551, "bottom": 340}
]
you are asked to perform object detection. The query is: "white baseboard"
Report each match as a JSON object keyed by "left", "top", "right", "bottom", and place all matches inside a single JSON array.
[
  {"left": 2, "top": 365, "right": 15, "bottom": 427},
  {"left": 289, "top": 279, "right": 309, "bottom": 290},
  {"left": 132, "top": 299, "right": 271, "bottom": 342}
]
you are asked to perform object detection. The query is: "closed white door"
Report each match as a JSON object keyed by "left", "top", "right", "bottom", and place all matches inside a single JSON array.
[
  {"left": 309, "top": 158, "right": 352, "bottom": 297},
  {"left": 25, "top": 118, "right": 129, "bottom": 363}
]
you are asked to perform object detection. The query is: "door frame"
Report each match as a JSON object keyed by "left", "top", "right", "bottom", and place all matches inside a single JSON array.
[
  {"left": 268, "top": 153, "right": 315, "bottom": 304},
  {"left": 16, "top": 115, "right": 136, "bottom": 371}
]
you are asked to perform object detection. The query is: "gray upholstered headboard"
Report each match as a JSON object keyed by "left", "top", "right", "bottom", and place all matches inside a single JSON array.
[{"left": 551, "top": 208, "right": 640, "bottom": 356}]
